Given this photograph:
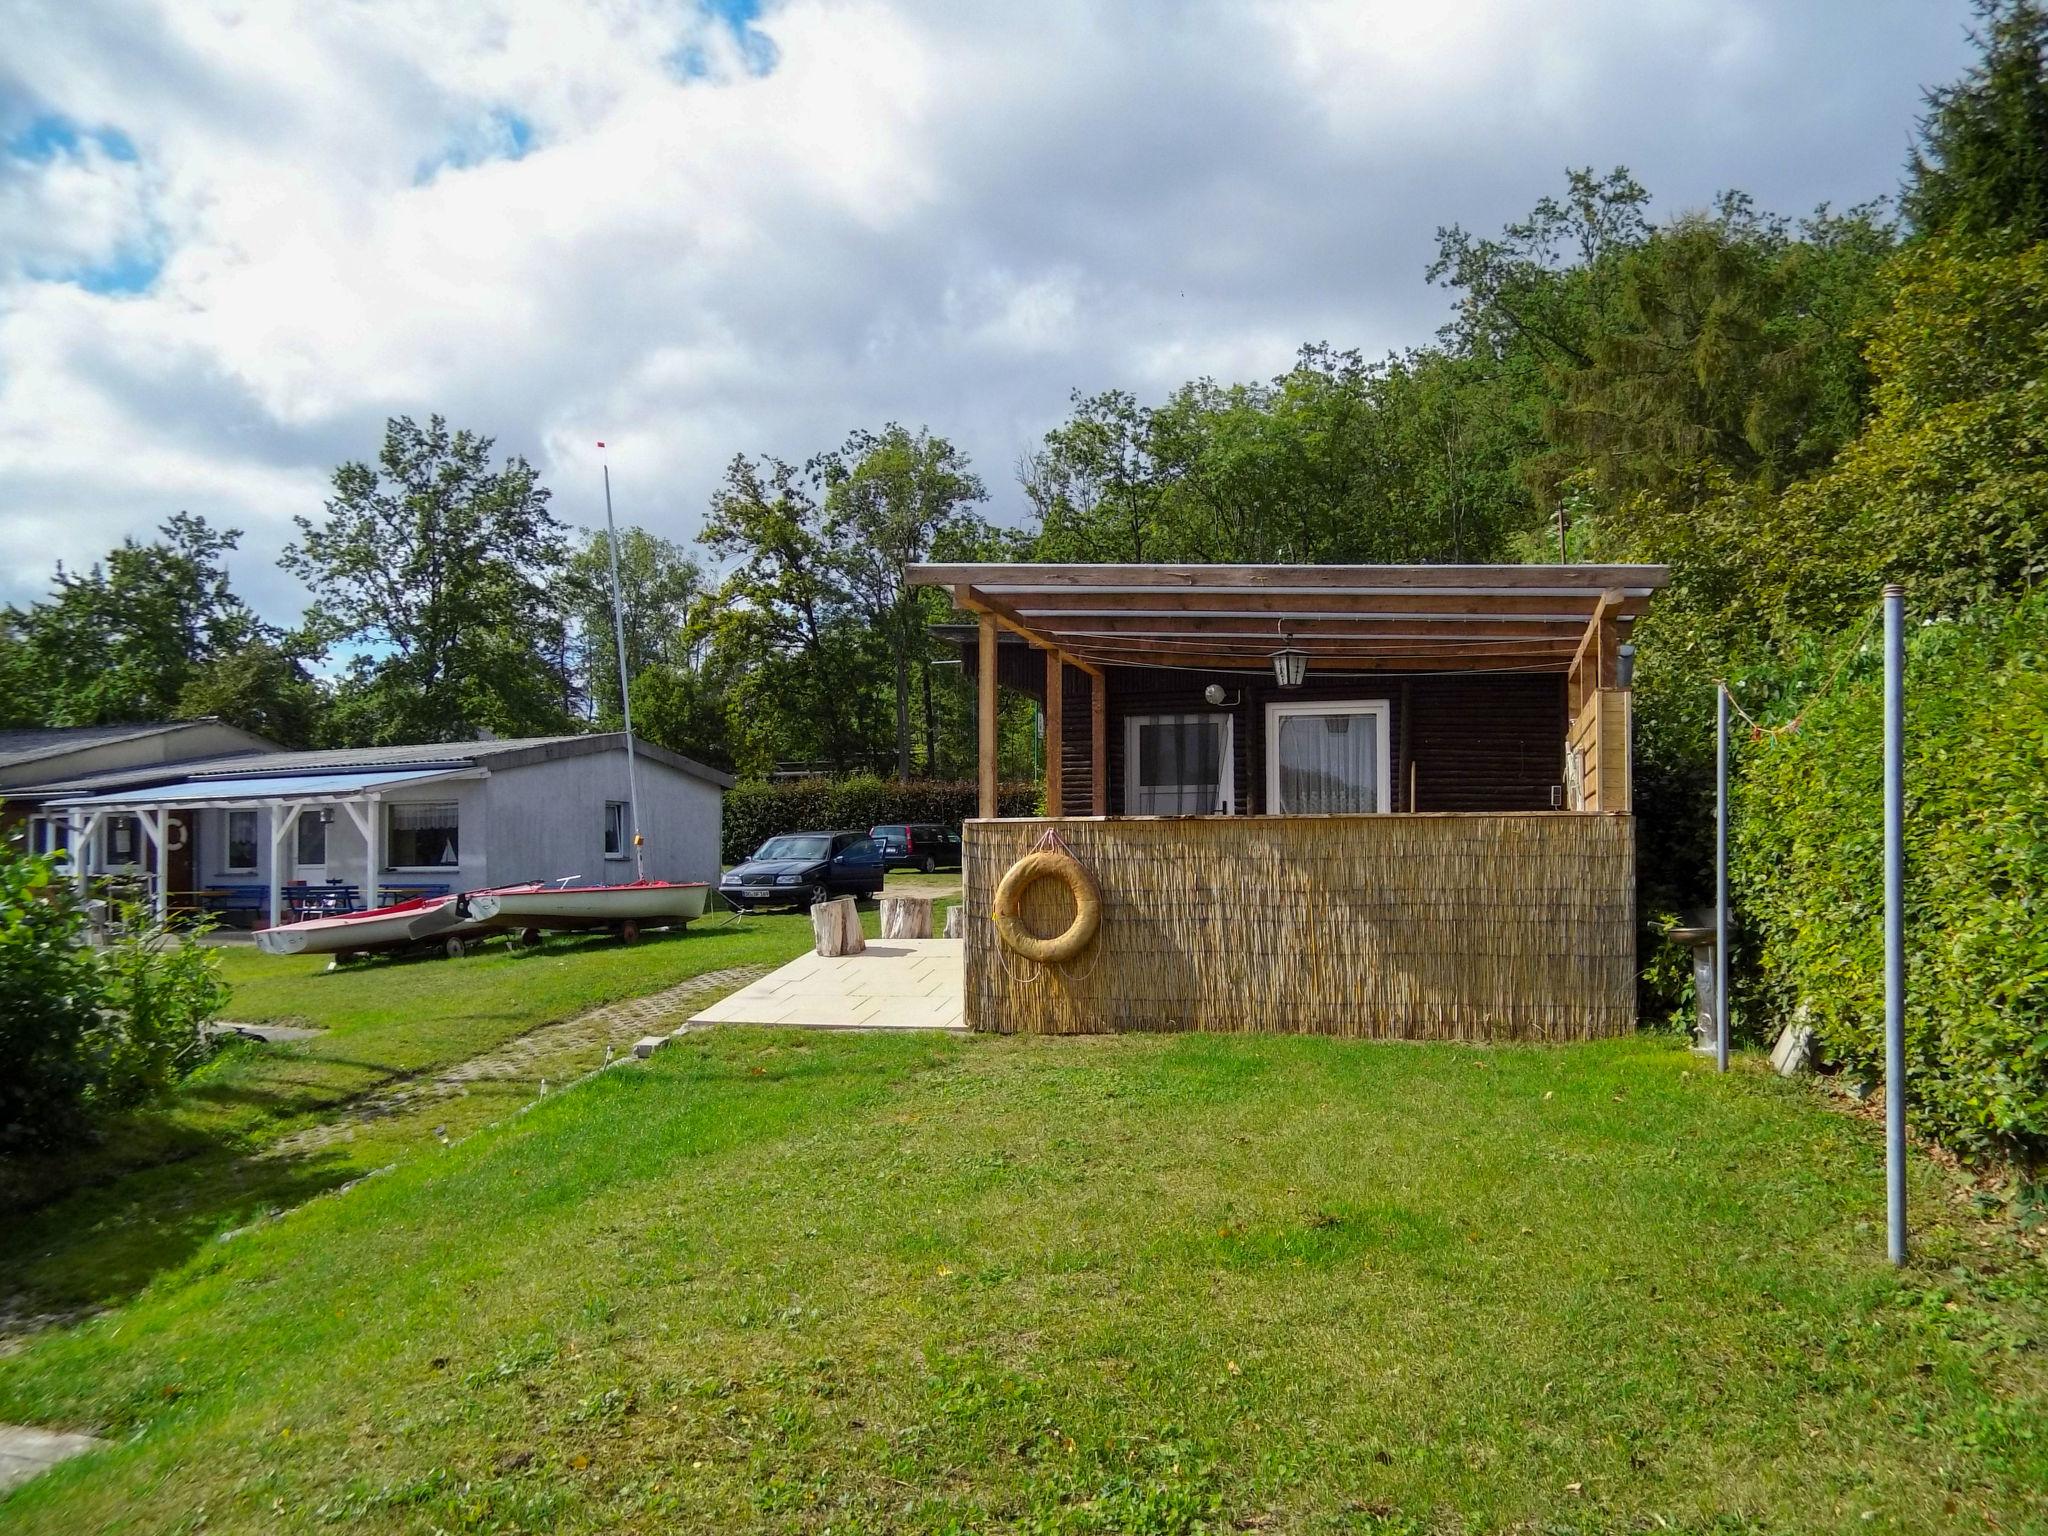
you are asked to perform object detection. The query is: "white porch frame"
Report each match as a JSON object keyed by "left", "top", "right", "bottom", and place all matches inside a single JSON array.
[{"left": 49, "top": 770, "right": 481, "bottom": 929}]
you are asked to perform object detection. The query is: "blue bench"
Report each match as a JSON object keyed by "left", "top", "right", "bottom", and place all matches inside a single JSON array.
[{"left": 285, "top": 884, "right": 360, "bottom": 919}]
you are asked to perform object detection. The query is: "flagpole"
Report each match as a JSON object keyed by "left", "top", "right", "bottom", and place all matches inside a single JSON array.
[{"left": 599, "top": 448, "right": 645, "bottom": 882}]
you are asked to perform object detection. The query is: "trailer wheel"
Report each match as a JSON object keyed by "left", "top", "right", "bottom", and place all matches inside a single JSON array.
[
  {"left": 619, "top": 919, "right": 640, "bottom": 945},
  {"left": 445, "top": 937, "right": 467, "bottom": 958},
  {"left": 520, "top": 926, "right": 543, "bottom": 948}
]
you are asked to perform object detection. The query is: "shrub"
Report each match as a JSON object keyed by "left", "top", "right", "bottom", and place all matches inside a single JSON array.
[
  {"left": 1733, "top": 590, "right": 2048, "bottom": 1162},
  {"left": 0, "top": 839, "right": 230, "bottom": 1151},
  {"left": 0, "top": 846, "right": 105, "bottom": 1149},
  {"left": 722, "top": 776, "right": 1040, "bottom": 864}
]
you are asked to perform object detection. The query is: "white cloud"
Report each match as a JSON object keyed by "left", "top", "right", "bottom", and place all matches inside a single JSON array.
[{"left": 0, "top": 0, "right": 1978, "bottom": 618}]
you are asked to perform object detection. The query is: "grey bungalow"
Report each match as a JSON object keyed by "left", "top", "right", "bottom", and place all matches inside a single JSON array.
[{"left": 12, "top": 732, "right": 731, "bottom": 927}]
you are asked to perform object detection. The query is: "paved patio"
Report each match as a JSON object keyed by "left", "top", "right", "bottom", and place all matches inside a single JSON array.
[{"left": 687, "top": 938, "right": 966, "bottom": 1032}]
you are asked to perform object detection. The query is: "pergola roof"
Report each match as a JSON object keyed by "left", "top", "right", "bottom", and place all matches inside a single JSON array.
[{"left": 906, "top": 563, "right": 1670, "bottom": 674}]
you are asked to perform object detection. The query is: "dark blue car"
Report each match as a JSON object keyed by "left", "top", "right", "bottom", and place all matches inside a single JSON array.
[{"left": 720, "top": 830, "right": 886, "bottom": 911}]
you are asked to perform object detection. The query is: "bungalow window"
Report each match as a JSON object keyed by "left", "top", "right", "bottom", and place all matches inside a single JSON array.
[
  {"left": 388, "top": 801, "right": 459, "bottom": 868},
  {"left": 603, "top": 801, "right": 628, "bottom": 858},
  {"left": 225, "top": 810, "right": 259, "bottom": 873},
  {"left": 295, "top": 812, "right": 327, "bottom": 866},
  {"left": 106, "top": 814, "right": 141, "bottom": 864},
  {"left": 1126, "top": 714, "right": 1234, "bottom": 815},
  {"left": 1265, "top": 701, "right": 1391, "bottom": 815}
]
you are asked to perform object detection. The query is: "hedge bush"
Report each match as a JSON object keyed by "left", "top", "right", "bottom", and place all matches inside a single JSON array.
[
  {"left": 1, "top": 839, "right": 231, "bottom": 1152},
  {"left": 722, "top": 776, "right": 1041, "bottom": 864},
  {"left": 1733, "top": 590, "right": 2048, "bottom": 1162}
]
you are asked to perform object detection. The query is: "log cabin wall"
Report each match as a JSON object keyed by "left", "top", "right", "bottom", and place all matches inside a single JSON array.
[
  {"left": 966, "top": 635, "right": 1571, "bottom": 816},
  {"left": 1038, "top": 664, "right": 1565, "bottom": 816}
]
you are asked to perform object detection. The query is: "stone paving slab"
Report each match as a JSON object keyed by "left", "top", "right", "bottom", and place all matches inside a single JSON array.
[
  {"left": 206, "top": 1021, "right": 324, "bottom": 1043},
  {"left": 0, "top": 1425, "right": 100, "bottom": 1493},
  {"left": 688, "top": 939, "right": 966, "bottom": 1032}
]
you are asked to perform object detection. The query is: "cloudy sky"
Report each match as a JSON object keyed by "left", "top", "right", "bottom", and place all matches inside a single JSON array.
[{"left": 0, "top": 0, "right": 1978, "bottom": 621}]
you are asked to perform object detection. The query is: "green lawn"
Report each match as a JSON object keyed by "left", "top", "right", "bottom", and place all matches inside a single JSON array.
[
  {"left": 1, "top": 906, "right": 853, "bottom": 1318},
  {"left": 2, "top": 1028, "right": 2043, "bottom": 1533}
]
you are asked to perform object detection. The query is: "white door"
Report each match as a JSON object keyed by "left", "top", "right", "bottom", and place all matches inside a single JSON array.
[
  {"left": 294, "top": 809, "right": 329, "bottom": 881},
  {"left": 1265, "top": 700, "right": 1391, "bottom": 814},
  {"left": 1125, "top": 713, "right": 1234, "bottom": 815}
]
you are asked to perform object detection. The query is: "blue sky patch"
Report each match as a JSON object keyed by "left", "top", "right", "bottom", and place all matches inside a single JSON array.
[
  {"left": 669, "top": 0, "right": 778, "bottom": 82},
  {"left": 414, "top": 109, "right": 537, "bottom": 184},
  {"left": 7, "top": 114, "right": 138, "bottom": 164}
]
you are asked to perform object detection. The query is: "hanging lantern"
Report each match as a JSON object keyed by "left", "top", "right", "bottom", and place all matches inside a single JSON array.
[{"left": 1271, "top": 647, "right": 1308, "bottom": 688}]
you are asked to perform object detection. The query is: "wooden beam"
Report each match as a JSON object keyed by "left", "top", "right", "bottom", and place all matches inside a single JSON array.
[
  {"left": 1090, "top": 671, "right": 1107, "bottom": 815},
  {"left": 951, "top": 585, "right": 1105, "bottom": 680},
  {"left": 1054, "top": 636, "right": 1582, "bottom": 660},
  {"left": 1031, "top": 614, "right": 1590, "bottom": 641},
  {"left": 907, "top": 562, "right": 1672, "bottom": 592},
  {"left": 977, "top": 614, "right": 998, "bottom": 819},
  {"left": 1003, "top": 589, "right": 1645, "bottom": 619},
  {"left": 1062, "top": 646, "right": 1577, "bottom": 673},
  {"left": 1044, "top": 650, "right": 1064, "bottom": 815},
  {"left": 1568, "top": 589, "right": 1626, "bottom": 712}
]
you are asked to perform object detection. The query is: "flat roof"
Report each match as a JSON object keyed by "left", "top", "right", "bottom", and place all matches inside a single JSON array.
[
  {"left": 905, "top": 563, "right": 1668, "bottom": 674},
  {"left": 49, "top": 767, "right": 480, "bottom": 810}
]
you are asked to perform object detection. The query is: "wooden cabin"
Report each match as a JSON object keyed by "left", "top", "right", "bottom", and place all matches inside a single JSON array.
[{"left": 910, "top": 562, "right": 1667, "bottom": 1043}]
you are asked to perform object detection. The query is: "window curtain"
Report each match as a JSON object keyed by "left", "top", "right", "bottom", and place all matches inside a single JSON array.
[
  {"left": 388, "top": 801, "right": 459, "bottom": 867},
  {"left": 1275, "top": 713, "right": 1379, "bottom": 813}
]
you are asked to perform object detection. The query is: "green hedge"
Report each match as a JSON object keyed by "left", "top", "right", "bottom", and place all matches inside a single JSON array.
[
  {"left": 1733, "top": 591, "right": 2048, "bottom": 1161},
  {"left": 722, "top": 776, "right": 1041, "bottom": 864}
]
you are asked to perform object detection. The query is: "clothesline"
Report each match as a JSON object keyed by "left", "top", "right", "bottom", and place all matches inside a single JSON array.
[{"left": 1717, "top": 602, "right": 1883, "bottom": 742}]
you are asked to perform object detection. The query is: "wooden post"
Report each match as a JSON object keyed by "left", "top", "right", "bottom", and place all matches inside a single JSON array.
[
  {"left": 880, "top": 892, "right": 935, "bottom": 939},
  {"left": 812, "top": 895, "right": 865, "bottom": 956},
  {"left": 1091, "top": 671, "right": 1108, "bottom": 815},
  {"left": 1044, "top": 650, "right": 1064, "bottom": 816},
  {"left": 978, "top": 613, "right": 998, "bottom": 820}
]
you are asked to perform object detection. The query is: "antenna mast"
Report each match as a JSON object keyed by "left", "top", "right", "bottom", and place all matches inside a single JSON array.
[{"left": 600, "top": 450, "right": 645, "bottom": 881}]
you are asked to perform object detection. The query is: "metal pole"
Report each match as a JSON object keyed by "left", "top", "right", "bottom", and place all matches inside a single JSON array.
[
  {"left": 1715, "top": 683, "right": 1730, "bottom": 1073},
  {"left": 1883, "top": 583, "right": 1907, "bottom": 1265},
  {"left": 602, "top": 460, "right": 645, "bottom": 882}
]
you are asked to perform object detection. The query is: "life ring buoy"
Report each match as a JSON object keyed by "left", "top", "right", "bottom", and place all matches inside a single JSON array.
[{"left": 992, "top": 848, "right": 1100, "bottom": 964}]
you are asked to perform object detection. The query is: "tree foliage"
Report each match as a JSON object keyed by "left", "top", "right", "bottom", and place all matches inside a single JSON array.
[
  {"left": 1906, "top": 0, "right": 2048, "bottom": 241},
  {"left": 2, "top": 513, "right": 318, "bottom": 741},
  {"left": 284, "top": 415, "right": 572, "bottom": 744}
]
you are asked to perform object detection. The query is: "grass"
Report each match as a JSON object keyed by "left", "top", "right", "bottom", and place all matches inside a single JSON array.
[
  {"left": 1, "top": 1028, "right": 2043, "bottom": 1533},
  {"left": 0, "top": 902, "right": 864, "bottom": 1318}
]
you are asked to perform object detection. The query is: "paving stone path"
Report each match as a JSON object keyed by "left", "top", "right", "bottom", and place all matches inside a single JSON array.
[
  {"left": 266, "top": 964, "right": 769, "bottom": 1159},
  {"left": 0, "top": 1424, "right": 99, "bottom": 1494}
]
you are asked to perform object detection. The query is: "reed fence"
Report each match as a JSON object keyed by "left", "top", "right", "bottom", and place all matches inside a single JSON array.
[{"left": 963, "top": 813, "right": 1635, "bottom": 1042}]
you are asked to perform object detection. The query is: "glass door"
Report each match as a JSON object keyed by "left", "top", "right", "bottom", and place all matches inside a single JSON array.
[
  {"left": 1265, "top": 701, "right": 1390, "bottom": 814},
  {"left": 1125, "top": 713, "right": 1234, "bottom": 814}
]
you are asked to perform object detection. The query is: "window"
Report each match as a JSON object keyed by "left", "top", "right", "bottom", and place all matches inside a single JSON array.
[
  {"left": 387, "top": 801, "right": 459, "bottom": 868},
  {"left": 296, "top": 812, "right": 327, "bottom": 866},
  {"left": 104, "top": 814, "right": 141, "bottom": 864},
  {"left": 603, "top": 801, "right": 629, "bottom": 858},
  {"left": 1264, "top": 700, "right": 1390, "bottom": 815},
  {"left": 225, "top": 809, "right": 259, "bottom": 873},
  {"left": 1125, "top": 714, "right": 1234, "bottom": 814}
]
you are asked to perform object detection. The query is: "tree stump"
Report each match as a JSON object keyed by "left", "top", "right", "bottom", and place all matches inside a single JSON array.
[
  {"left": 812, "top": 896, "right": 864, "bottom": 956},
  {"left": 943, "top": 904, "right": 964, "bottom": 939},
  {"left": 879, "top": 893, "right": 935, "bottom": 940}
]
